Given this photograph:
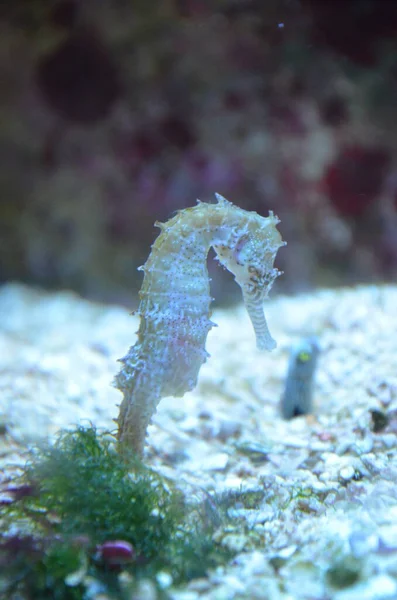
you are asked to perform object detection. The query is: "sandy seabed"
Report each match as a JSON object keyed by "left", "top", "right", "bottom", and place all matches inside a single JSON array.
[{"left": 1, "top": 282, "right": 397, "bottom": 600}]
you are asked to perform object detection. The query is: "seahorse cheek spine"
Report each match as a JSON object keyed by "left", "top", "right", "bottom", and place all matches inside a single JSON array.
[{"left": 115, "top": 195, "right": 285, "bottom": 455}]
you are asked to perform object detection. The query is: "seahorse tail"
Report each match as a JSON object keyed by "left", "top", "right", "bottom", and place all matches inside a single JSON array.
[
  {"left": 117, "top": 390, "right": 159, "bottom": 456},
  {"left": 116, "top": 397, "right": 142, "bottom": 455}
]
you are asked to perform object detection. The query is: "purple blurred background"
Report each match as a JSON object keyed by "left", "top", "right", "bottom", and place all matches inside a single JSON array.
[{"left": 2, "top": 0, "right": 397, "bottom": 307}]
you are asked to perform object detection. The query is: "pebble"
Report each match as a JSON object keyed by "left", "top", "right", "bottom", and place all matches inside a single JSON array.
[
  {"left": 335, "top": 575, "right": 397, "bottom": 600},
  {"left": 132, "top": 579, "right": 158, "bottom": 600},
  {"left": 339, "top": 466, "right": 355, "bottom": 481},
  {"left": 351, "top": 438, "right": 374, "bottom": 455},
  {"left": 380, "top": 434, "right": 396, "bottom": 449},
  {"left": 349, "top": 531, "right": 379, "bottom": 557},
  {"left": 205, "top": 452, "right": 230, "bottom": 471},
  {"left": 221, "top": 533, "right": 249, "bottom": 553},
  {"left": 172, "top": 592, "right": 199, "bottom": 600},
  {"left": 187, "top": 579, "right": 212, "bottom": 592},
  {"left": 156, "top": 572, "right": 173, "bottom": 589}
]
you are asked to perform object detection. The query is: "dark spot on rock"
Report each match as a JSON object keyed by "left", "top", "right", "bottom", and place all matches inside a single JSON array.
[
  {"left": 324, "top": 145, "right": 390, "bottom": 217},
  {"left": 303, "top": 0, "right": 397, "bottom": 67},
  {"left": 370, "top": 409, "right": 389, "bottom": 433},
  {"left": 267, "top": 100, "right": 306, "bottom": 136},
  {"left": 321, "top": 95, "right": 349, "bottom": 127},
  {"left": 160, "top": 115, "right": 196, "bottom": 150},
  {"left": 269, "top": 555, "right": 288, "bottom": 572},
  {"left": 223, "top": 91, "right": 248, "bottom": 111},
  {"left": 5, "top": 484, "right": 37, "bottom": 501},
  {"left": 0, "top": 535, "right": 43, "bottom": 561},
  {"left": 133, "top": 130, "right": 164, "bottom": 161},
  {"left": 49, "top": 1, "right": 79, "bottom": 29},
  {"left": 36, "top": 34, "right": 121, "bottom": 125},
  {"left": 326, "top": 557, "right": 361, "bottom": 589},
  {"left": 175, "top": 0, "right": 211, "bottom": 18}
]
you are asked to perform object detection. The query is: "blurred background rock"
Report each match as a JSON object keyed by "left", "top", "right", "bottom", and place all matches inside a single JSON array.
[{"left": 1, "top": 0, "right": 397, "bottom": 307}]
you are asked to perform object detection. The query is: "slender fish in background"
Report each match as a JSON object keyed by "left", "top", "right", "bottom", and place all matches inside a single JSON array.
[{"left": 280, "top": 337, "right": 320, "bottom": 420}]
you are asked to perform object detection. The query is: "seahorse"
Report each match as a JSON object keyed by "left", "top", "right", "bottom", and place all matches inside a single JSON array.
[{"left": 114, "top": 194, "right": 285, "bottom": 455}]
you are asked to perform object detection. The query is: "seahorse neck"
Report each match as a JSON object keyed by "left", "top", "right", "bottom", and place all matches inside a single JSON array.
[{"left": 165, "top": 202, "right": 242, "bottom": 255}]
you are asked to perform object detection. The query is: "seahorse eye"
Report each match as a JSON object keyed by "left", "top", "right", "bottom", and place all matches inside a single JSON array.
[
  {"left": 233, "top": 234, "right": 250, "bottom": 265},
  {"left": 249, "top": 265, "right": 263, "bottom": 276}
]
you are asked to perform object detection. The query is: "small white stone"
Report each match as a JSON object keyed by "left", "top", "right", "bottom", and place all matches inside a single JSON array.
[
  {"left": 221, "top": 533, "right": 249, "bottom": 553},
  {"left": 248, "top": 551, "right": 268, "bottom": 575},
  {"left": 205, "top": 452, "right": 230, "bottom": 471},
  {"left": 156, "top": 571, "right": 173, "bottom": 589},
  {"left": 277, "top": 545, "right": 298, "bottom": 559},
  {"left": 172, "top": 592, "right": 199, "bottom": 600},
  {"left": 349, "top": 531, "right": 379, "bottom": 557},
  {"left": 187, "top": 578, "right": 211, "bottom": 592},
  {"left": 381, "top": 434, "right": 395, "bottom": 449},
  {"left": 339, "top": 465, "right": 355, "bottom": 481},
  {"left": 336, "top": 575, "right": 397, "bottom": 600}
]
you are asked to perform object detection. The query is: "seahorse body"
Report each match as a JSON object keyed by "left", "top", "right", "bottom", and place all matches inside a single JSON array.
[{"left": 115, "top": 194, "right": 285, "bottom": 454}]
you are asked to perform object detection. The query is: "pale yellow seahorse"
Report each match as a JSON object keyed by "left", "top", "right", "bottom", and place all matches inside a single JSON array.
[{"left": 114, "top": 194, "right": 285, "bottom": 455}]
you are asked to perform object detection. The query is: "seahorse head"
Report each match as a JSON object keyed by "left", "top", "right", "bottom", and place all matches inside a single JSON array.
[{"left": 214, "top": 205, "right": 285, "bottom": 351}]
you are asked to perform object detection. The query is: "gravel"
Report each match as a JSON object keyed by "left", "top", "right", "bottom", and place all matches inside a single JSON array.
[{"left": 1, "top": 282, "right": 397, "bottom": 599}]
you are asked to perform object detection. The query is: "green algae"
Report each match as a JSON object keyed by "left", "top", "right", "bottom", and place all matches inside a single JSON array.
[{"left": 0, "top": 426, "right": 231, "bottom": 599}]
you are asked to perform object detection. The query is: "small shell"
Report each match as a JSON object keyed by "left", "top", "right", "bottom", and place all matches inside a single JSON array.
[{"left": 97, "top": 540, "right": 136, "bottom": 565}]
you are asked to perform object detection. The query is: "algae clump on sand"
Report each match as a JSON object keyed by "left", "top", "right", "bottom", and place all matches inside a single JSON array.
[{"left": 0, "top": 426, "right": 231, "bottom": 599}]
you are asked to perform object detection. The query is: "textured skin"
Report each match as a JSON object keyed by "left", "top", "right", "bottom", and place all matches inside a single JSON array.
[{"left": 115, "top": 194, "right": 285, "bottom": 454}]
